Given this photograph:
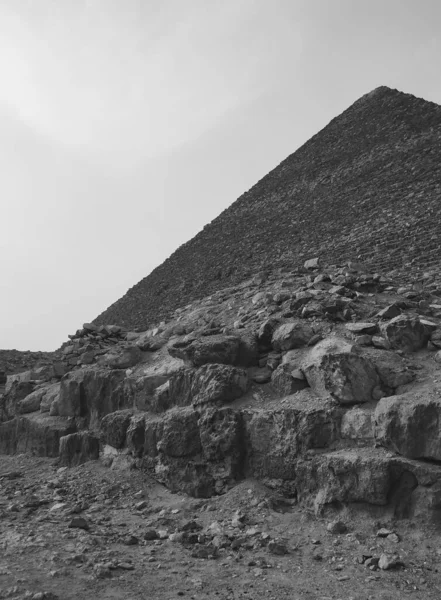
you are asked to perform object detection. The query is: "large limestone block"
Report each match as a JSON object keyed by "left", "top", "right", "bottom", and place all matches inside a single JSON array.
[
  {"left": 15, "top": 414, "right": 76, "bottom": 457},
  {"left": 296, "top": 449, "right": 393, "bottom": 508},
  {"left": 191, "top": 364, "right": 248, "bottom": 407},
  {"left": 100, "top": 410, "right": 133, "bottom": 449},
  {"left": 244, "top": 398, "right": 339, "bottom": 480},
  {"left": 271, "top": 322, "right": 314, "bottom": 352},
  {"left": 158, "top": 407, "right": 201, "bottom": 458},
  {"left": 168, "top": 335, "right": 240, "bottom": 367},
  {"left": 58, "top": 368, "right": 127, "bottom": 427},
  {"left": 40, "top": 383, "right": 61, "bottom": 413},
  {"left": 17, "top": 388, "right": 47, "bottom": 414},
  {"left": 302, "top": 337, "right": 380, "bottom": 404},
  {"left": 59, "top": 431, "right": 100, "bottom": 466},
  {"left": 374, "top": 390, "right": 441, "bottom": 460},
  {"left": 168, "top": 364, "right": 248, "bottom": 408},
  {"left": 381, "top": 315, "right": 430, "bottom": 352}
]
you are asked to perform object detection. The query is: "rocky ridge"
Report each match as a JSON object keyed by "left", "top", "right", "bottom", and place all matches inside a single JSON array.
[{"left": 2, "top": 259, "right": 441, "bottom": 524}]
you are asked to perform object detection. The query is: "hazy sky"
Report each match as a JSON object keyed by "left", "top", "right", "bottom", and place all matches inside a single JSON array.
[{"left": 1, "top": 0, "right": 441, "bottom": 351}]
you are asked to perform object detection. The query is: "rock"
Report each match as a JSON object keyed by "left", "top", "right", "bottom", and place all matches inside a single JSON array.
[
  {"left": 372, "top": 335, "right": 391, "bottom": 350},
  {"left": 374, "top": 389, "right": 441, "bottom": 460},
  {"left": 430, "top": 329, "right": 441, "bottom": 348},
  {"left": 381, "top": 315, "right": 430, "bottom": 352},
  {"left": 169, "top": 335, "right": 240, "bottom": 367},
  {"left": 126, "top": 414, "right": 146, "bottom": 457},
  {"left": 345, "top": 322, "right": 377, "bottom": 335},
  {"left": 378, "top": 553, "right": 403, "bottom": 570},
  {"left": 59, "top": 431, "right": 100, "bottom": 466},
  {"left": 102, "top": 345, "right": 143, "bottom": 369},
  {"left": 341, "top": 406, "right": 374, "bottom": 440},
  {"left": 304, "top": 258, "right": 320, "bottom": 269},
  {"left": 376, "top": 528, "right": 393, "bottom": 537},
  {"left": 327, "top": 520, "right": 347, "bottom": 534},
  {"left": 58, "top": 368, "right": 128, "bottom": 428},
  {"left": 268, "top": 538, "right": 289, "bottom": 555},
  {"left": 144, "top": 529, "right": 159, "bottom": 541},
  {"left": 17, "top": 388, "right": 47, "bottom": 414},
  {"left": 68, "top": 517, "right": 90, "bottom": 530},
  {"left": 158, "top": 407, "right": 201, "bottom": 458},
  {"left": 271, "top": 364, "right": 309, "bottom": 395},
  {"left": 301, "top": 301, "right": 324, "bottom": 318},
  {"left": 302, "top": 337, "right": 381, "bottom": 404},
  {"left": 377, "top": 304, "right": 401, "bottom": 319},
  {"left": 371, "top": 351, "right": 415, "bottom": 391},
  {"left": 169, "top": 364, "right": 248, "bottom": 408},
  {"left": 40, "top": 383, "right": 60, "bottom": 413},
  {"left": 100, "top": 410, "right": 133, "bottom": 449},
  {"left": 257, "top": 319, "right": 280, "bottom": 348},
  {"left": 0, "top": 414, "right": 76, "bottom": 457},
  {"left": 272, "top": 322, "right": 314, "bottom": 352},
  {"left": 244, "top": 398, "right": 339, "bottom": 481}
]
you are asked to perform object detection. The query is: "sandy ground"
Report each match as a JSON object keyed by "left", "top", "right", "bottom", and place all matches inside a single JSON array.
[{"left": 1, "top": 455, "right": 441, "bottom": 600}]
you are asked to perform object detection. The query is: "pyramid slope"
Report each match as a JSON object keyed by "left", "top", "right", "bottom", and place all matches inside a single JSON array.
[{"left": 94, "top": 86, "right": 441, "bottom": 330}]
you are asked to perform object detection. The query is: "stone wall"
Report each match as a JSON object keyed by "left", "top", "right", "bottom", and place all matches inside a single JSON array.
[{"left": 94, "top": 86, "right": 441, "bottom": 331}]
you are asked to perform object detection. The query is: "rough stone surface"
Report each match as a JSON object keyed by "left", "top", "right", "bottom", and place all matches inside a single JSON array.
[
  {"left": 381, "top": 315, "right": 430, "bottom": 352},
  {"left": 59, "top": 431, "right": 100, "bottom": 466},
  {"left": 302, "top": 338, "right": 380, "bottom": 404},
  {"left": 374, "top": 389, "right": 441, "bottom": 460},
  {"left": 272, "top": 322, "right": 314, "bottom": 352}
]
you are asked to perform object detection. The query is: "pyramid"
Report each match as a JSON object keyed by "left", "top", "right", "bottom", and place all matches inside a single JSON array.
[{"left": 94, "top": 86, "right": 441, "bottom": 330}]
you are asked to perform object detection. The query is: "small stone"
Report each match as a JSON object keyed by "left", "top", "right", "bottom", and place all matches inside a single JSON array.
[
  {"left": 144, "top": 529, "right": 159, "bottom": 541},
  {"left": 135, "top": 501, "right": 148, "bottom": 510},
  {"left": 68, "top": 517, "right": 89, "bottom": 531},
  {"left": 123, "top": 535, "right": 139, "bottom": 546},
  {"left": 376, "top": 528, "right": 393, "bottom": 538},
  {"left": 378, "top": 553, "right": 402, "bottom": 570},
  {"left": 327, "top": 520, "right": 347, "bottom": 534},
  {"left": 387, "top": 533, "right": 400, "bottom": 543},
  {"left": 267, "top": 538, "right": 289, "bottom": 555}
]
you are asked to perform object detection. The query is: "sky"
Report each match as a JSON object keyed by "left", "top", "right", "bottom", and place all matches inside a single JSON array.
[{"left": 1, "top": 0, "right": 441, "bottom": 351}]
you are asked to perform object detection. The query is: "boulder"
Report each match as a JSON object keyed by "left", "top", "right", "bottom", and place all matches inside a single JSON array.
[
  {"left": 58, "top": 368, "right": 128, "bottom": 428},
  {"left": 257, "top": 319, "right": 280, "bottom": 348},
  {"left": 168, "top": 335, "right": 240, "bottom": 367},
  {"left": 191, "top": 364, "right": 248, "bottom": 407},
  {"left": 100, "top": 410, "right": 133, "bottom": 449},
  {"left": 59, "top": 431, "right": 100, "bottom": 466},
  {"left": 271, "top": 364, "right": 309, "bottom": 396},
  {"left": 345, "top": 322, "right": 377, "bottom": 335},
  {"left": 296, "top": 449, "right": 393, "bottom": 509},
  {"left": 158, "top": 407, "right": 201, "bottom": 458},
  {"left": 377, "top": 304, "right": 402, "bottom": 320},
  {"left": 3, "top": 380, "right": 36, "bottom": 419},
  {"left": 381, "top": 315, "right": 429, "bottom": 352},
  {"left": 272, "top": 322, "right": 314, "bottom": 352},
  {"left": 244, "top": 397, "right": 339, "bottom": 481},
  {"left": 302, "top": 338, "right": 381, "bottom": 404},
  {"left": 102, "top": 345, "right": 143, "bottom": 369},
  {"left": 341, "top": 406, "right": 374, "bottom": 440},
  {"left": 16, "top": 388, "right": 47, "bottom": 414},
  {"left": 169, "top": 364, "right": 248, "bottom": 408},
  {"left": 374, "top": 390, "right": 441, "bottom": 460},
  {"left": 40, "top": 383, "right": 60, "bottom": 413}
]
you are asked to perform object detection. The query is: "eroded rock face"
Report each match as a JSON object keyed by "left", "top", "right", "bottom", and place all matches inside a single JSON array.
[
  {"left": 101, "top": 345, "right": 143, "bottom": 369},
  {"left": 374, "top": 390, "right": 441, "bottom": 460},
  {"left": 244, "top": 398, "right": 340, "bottom": 481},
  {"left": 271, "top": 322, "right": 314, "bottom": 352},
  {"left": 302, "top": 338, "right": 381, "bottom": 404},
  {"left": 58, "top": 368, "right": 128, "bottom": 428},
  {"left": 16, "top": 388, "right": 47, "bottom": 414},
  {"left": 158, "top": 407, "right": 201, "bottom": 458},
  {"left": 271, "top": 364, "right": 309, "bottom": 396},
  {"left": 381, "top": 315, "right": 430, "bottom": 352},
  {"left": 59, "top": 431, "right": 100, "bottom": 466},
  {"left": 0, "top": 414, "right": 76, "bottom": 457}
]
